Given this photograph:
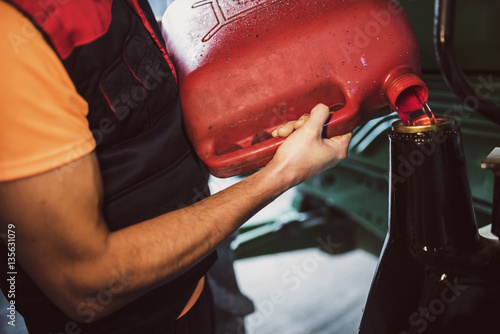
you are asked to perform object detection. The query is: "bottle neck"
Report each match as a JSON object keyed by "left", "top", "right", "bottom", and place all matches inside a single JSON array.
[{"left": 388, "top": 118, "right": 481, "bottom": 256}]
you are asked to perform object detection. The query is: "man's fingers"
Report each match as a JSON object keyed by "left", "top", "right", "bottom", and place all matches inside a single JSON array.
[
  {"left": 302, "top": 104, "right": 331, "bottom": 133},
  {"left": 272, "top": 120, "right": 295, "bottom": 137},
  {"left": 293, "top": 113, "right": 310, "bottom": 129},
  {"left": 272, "top": 103, "right": 331, "bottom": 138},
  {"left": 272, "top": 114, "right": 309, "bottom": 138}
]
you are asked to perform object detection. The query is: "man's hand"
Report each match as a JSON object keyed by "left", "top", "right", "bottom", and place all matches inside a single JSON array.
[{"left": 268, "top": 103, "right": 352, "bottom": 186}]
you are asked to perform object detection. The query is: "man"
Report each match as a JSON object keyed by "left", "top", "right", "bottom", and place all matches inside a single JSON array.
[{"left": 0, "top": 0, "right": 351, "bottom": 333}]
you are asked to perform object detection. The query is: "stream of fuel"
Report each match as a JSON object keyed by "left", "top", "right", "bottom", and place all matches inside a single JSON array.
[{"left": 395, "top": 91, "right": 437, "bottom": 126}]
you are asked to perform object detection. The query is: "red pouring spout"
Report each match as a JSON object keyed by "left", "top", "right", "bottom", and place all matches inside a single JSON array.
[
  {"left": 162, "top": 0, "right": 429, "bottom": 177},
  {"left": 384, "top": 72, "right": 433, "bottom": 126}
]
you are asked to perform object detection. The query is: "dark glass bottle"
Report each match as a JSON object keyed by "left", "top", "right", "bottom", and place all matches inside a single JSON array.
[{"left": 358, "top": 117, "right": 500, "bottom": 334}]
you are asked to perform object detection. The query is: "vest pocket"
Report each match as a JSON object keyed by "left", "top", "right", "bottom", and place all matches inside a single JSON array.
[
  {"left": 98, "top": 56, "right": 150, "bottom": 143},
  {"left": 97, "top": 29, "right": 178, "bottom": 143},
  {"left": 120, "top": 29, "right": 178, "bottom": 126}
]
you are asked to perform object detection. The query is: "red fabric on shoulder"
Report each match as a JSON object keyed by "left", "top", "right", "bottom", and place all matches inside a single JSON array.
[{"left": 10, "top": 0, "right": 113, "bottom": 59}]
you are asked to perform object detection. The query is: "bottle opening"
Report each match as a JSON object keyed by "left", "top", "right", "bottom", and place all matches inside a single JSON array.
[{"left": 392, "top": 116, "right": 456, "bottom": 133}]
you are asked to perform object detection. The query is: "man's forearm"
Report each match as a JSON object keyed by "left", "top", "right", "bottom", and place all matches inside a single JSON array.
[
  {"left": 82, "top": 163, "right": 289, "bottom": 321},
  {"left": 114, "top": 163, "right": 287, "bottom": 277}
]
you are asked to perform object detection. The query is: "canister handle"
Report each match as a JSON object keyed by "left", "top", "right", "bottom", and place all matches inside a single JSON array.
[{"left": 205, "top": 101, "right": 360, "bottom": 178}]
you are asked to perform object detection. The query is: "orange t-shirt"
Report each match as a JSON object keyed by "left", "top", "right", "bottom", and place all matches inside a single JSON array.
[{"left": 0, "top": 2, "right": 96, "bottom": 182}]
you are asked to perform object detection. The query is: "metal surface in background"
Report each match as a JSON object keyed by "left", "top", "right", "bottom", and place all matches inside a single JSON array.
[
  {"left": 400, "top": 0, "right": 500, "bottom": 72},
  {"left": 482, "top": 148, "right": 500, "bottom": 238}
]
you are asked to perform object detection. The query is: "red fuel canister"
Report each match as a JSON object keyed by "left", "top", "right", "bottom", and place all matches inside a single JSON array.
[{"left": 162, "top": 0, "right": 428, "bottom": 177}]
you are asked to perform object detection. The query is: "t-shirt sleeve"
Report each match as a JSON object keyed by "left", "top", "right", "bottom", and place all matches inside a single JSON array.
[{"left": 0, "top": 2, "right": 96, "bottom": 182}]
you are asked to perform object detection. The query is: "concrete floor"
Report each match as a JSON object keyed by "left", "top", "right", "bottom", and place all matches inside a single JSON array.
[{"left": 235, "top": 248, "right": 377, "bottom": 334}]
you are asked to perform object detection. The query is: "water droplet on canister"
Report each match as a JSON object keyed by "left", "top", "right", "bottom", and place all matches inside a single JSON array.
[
  {"left": 341, "top": 61, "right": 345, "bottom": 65},
  {"left": 354, "top": 66, "right": 358, "bottom": 70}
]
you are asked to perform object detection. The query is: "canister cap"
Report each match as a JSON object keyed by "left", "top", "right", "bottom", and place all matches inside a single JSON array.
[{"left": 386, "top": 73, "right": 428, "bottom": 113}]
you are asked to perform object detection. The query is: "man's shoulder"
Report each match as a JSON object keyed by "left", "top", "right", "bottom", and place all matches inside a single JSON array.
[{"left": 0, "top": 1, "right": 95, "bottom": 182}]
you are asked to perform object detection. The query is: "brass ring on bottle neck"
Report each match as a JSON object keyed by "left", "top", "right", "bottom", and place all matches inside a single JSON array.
[{"left": 391, "top": 117, "right": 457, "bottom": 134}]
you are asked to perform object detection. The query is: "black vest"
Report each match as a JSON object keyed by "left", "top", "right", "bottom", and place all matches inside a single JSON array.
[{"left": 1, "top": 1, "right": 216, "bottom": 332}]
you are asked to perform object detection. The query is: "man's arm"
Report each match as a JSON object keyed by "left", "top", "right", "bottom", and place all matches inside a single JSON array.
[{"left": 0, "top": 104, "right": 350, "bottom": 322}]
